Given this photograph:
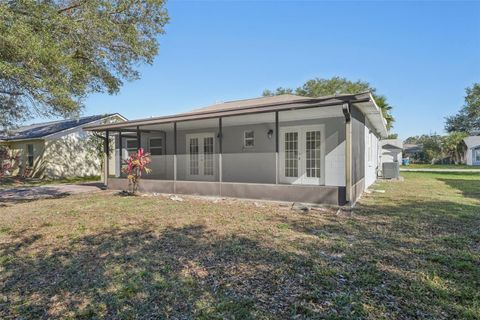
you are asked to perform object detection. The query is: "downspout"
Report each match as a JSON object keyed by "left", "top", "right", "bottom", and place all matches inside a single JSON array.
[
  {"left": 104, "top": 130, "right": 109, "bottom": 186},
  {"left": 342, "top": 103, "right": 352, "bottom": 205}
]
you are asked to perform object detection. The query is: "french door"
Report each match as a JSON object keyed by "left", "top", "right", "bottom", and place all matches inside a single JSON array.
[
  {"left": 279, "top": 125, "right": 325, "bottom": 185},
  {"left": 186, "top": 133, "right": 215, "bottom": 180}
]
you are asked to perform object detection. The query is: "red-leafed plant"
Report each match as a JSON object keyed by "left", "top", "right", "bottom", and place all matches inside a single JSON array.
[
  {"left": 0, "top": 147, "right": 18, "bottom": 178},
  {"left": 122, "top": 148, "right": 152, "bottom": 194}
]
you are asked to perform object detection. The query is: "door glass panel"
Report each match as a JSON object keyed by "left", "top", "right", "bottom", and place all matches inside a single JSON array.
[
  {"left": 203, "top": 136, "right": 214, "bottom": 176},
  {"left": 284, "top": 132, "right": 298, "bottom": 177},
  {"left": 306, "top": 130, "right": 321, "bottom": 178},
  {"left": 189, "top": 138, "right": 199, "bottom": 175}
]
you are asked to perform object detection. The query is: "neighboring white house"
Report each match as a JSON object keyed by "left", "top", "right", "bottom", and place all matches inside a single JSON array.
[
  {"left": 463, "top": 136, "right": 480, "bottom": 166},
  {"left": 0, "top": 114, "right": 126, "bottom": 178},
  {"left": 380, "top": 139, "right": 403, "bottom": 164},
  {"left": 85, "top": 92, "right": 388, "bottom": 205}
]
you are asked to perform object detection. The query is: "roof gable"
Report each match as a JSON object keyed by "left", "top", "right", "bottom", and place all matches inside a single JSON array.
[{"left": 0, "top": 114, "right": 119, "bottom": 141}]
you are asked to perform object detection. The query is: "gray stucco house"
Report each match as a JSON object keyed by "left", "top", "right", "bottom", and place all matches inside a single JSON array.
[{"left": 86, "top": 92, "right": 387, "bottom": 205}]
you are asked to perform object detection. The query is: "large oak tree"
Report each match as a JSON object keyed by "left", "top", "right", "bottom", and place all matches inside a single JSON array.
[
  {"left": 445, "top": 83, "right": 480, "bottom": 134},
  {"left": 0, "top": 0, "right": 169, "bottom": 128}
]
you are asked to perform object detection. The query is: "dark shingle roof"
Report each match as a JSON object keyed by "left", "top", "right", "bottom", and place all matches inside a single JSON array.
[{"left": 0, "top": 114, "right": 115, "bottom": 141}]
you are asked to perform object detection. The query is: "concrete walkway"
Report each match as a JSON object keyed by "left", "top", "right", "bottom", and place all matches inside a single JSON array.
[
  {"left": 400, "top": 168, "right": 480, "bottom": 173},
  {"left": 0, "top": 183, "right": 104, "bottom": 201}
]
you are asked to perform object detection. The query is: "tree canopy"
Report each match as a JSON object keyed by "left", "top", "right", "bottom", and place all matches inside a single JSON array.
[
  {"left": 0, "top": 0, "right": 169, "bottom": 129},
  {"left": 404, "top": 132, "right": 468, "bottom": 164},
  {"left": 445, "top": 83, "right": 480, "bottom": 134},
  {"left": 263, "top": 77, "right": 395, "bottom": 130},
  {"left": 404, "top": 134, "right": 443, "bottom": 164}
]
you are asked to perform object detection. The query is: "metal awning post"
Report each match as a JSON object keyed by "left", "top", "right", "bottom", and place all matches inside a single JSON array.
[
  {"left": 218, "top": 117, "right": 223, "bottom": 196},
  {"left": 104, "top": 130, "right": 110, "bottom": 185},
  {"left": 119, "top": 132, "right": 123, "bottom": 177},
  {"left": 275, "top": 111, "right": 279, "bottom": 184},
  {"left": 173, "top": 122, "right": 177, "bottom": 193},
  {"left": 136, "top": 126, "right": 141, "bottom": 150}
]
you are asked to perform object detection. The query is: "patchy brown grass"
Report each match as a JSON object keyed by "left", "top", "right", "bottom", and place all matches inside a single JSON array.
[{"left": 0, "top": 172, "right": 479, "bottom": 319}]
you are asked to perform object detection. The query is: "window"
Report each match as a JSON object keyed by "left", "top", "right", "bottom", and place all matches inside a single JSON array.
[
  {"left": 27, "top": 144, "right": 34, "bottom": 167},
  {"left": 244, "top": 130, "right": 254, "bottom": 148},
  {"left": 475, "top": 148, "right": 480, "bottom": 162},
  {"left": 126, "top": 139, "right": 138, "bottom": 155},
  {"left": 149, "top": 138, "right": 163, "bottom": 155}
]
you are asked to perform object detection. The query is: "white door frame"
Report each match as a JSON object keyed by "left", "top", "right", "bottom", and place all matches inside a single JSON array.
[
  {"left": 279, "top": 125, "right": 325, "bottom": 185},
  {"left": 186, "top": 132, "right": 216, "bottom": 181}
]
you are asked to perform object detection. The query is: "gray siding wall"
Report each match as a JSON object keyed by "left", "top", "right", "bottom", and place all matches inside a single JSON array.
[{"left": 117, "top": 117, "right": 346, "bottom": 186}]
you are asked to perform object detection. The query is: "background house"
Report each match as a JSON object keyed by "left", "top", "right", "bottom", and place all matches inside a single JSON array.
[
  {"left": 0, "top": 114, "right": 126, "bottom": 178},
  {"left": 463, "top": 136, "right": 480, "bottom": 166},
  {"left": 86, "top": 92, "right": 388, "bottom": 205}
]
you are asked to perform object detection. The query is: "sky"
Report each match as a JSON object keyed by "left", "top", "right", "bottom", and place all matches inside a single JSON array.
[{"left": 76, "top": 0, "right": 479, "bottom": 140}]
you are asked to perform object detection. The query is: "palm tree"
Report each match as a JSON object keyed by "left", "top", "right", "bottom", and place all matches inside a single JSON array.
[{"left": 372, "top": 94, "right": 394, "bottom": 130}]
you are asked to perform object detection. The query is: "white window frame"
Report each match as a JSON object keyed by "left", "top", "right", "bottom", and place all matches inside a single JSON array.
[
  {"left": 279, "top": 125, "right": 325, "bottom": 185},
  {"left": 149, "top": 137, "right": 163, "bottom": 156},
  {"left": 185, "top": 132, "right": 216, "bottom": 181},
  {"left": 243, "top": 130, "right": 255, "bottom": 148}
]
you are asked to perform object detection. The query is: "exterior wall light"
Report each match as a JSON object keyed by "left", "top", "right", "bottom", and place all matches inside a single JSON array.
[{"left": 267, "top": 129, "right": 274, "bottom": 139}]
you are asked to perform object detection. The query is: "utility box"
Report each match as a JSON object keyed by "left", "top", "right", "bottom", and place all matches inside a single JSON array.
[{"left": 383, "top": 162, "right": 400, "bottom": 179}]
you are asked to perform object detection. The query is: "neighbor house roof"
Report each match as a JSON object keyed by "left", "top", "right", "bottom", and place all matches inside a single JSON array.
[
  {"left": 84, "top": 92, "right": 389, "bottom": 137},
  {"left": 0, "top": 114, "right": 125, "bottom": 142},
  {"left": 381, "top": 139, "right": 403, "bottom": 150},
  {"left": 403, "top": 143, "right": 423, "bottom": 153},
  {"left": 464, "top": 136, "right": 480, "bottom": 149}
]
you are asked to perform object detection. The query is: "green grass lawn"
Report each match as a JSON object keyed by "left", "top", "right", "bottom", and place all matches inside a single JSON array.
[
  {"left": 0, "top": 175, "right": 101, "bottom": 190},
  {"left": 0, "top": 172, "right": 479, "bottom": 319},
  {"left": 401, "top": 163, "right": 480, "bottom": 170}
]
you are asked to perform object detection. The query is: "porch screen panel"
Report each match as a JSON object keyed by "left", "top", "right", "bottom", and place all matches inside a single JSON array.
[
  {"left": 285, "top": 132, "right": 298, "bottom": 177},
  {"left": 306, "top": 130, "right": 321, "bottom": 178},
  {"left": 203, "top": 136, "right": 214, "bottom": 176},
  {"left": 189, "top": 138, "right": 199, "bottom": 175}
]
